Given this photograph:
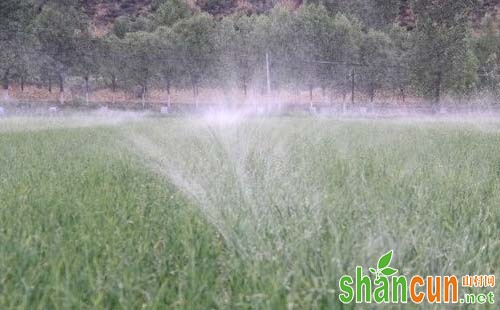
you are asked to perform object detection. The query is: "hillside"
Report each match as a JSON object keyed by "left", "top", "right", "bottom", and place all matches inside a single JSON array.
[
  {"left": 80, "top": 0, "right": 498, "bottom": 34},
  {"left": 82, "top": 0, "right": 154, "bottom": 30},
  {"left": 82, "top": 0, "right": 299, "bottom": 24}
]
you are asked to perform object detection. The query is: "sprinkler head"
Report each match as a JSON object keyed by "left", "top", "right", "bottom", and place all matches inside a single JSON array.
[
  {"left": 160, "top": 106, "right": 169, "bottom": 114},
  {"left": 49, "top": 106, "right": 58, "bottom": 113},
  {"left": 0, "top": 106, "right": 4, "bottom": 116}
]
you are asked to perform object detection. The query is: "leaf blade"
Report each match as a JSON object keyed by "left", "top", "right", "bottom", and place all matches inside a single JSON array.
[
  {"left": 380, "top": 267, "right": 398, "bottom": 277},
  {"left": 377, "top": 250, "right": 393, "bottom": 269}
]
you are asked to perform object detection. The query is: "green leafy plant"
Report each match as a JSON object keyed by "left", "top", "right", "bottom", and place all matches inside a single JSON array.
[{"left": 369, "top": 250, "right": 398, "bottom": 280}]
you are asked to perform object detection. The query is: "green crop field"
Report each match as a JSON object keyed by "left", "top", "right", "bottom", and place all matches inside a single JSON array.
[{"left": 0, "top": 114, "right": 499, "bottom": 309}]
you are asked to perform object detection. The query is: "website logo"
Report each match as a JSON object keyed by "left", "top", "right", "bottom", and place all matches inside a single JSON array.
[{"left": 338, "top": 250, "right": 495, "bottom": 305}]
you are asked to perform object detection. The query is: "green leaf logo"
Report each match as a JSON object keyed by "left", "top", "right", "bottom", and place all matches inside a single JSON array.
[
  {"left": 381, "top": 267, "right": 398, "bottom": 276},
  {"left": 378, "top": 251, "right": 393, "bottom": 269},
  {"left": 369, "top": 250, "right": 398, "bottom": 280}
]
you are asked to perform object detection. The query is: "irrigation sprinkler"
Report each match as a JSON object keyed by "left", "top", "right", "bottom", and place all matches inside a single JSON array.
[
  {"left": 1, "top": 89, "right": 9, "bottom": 102},
  {"left": 0, "top": 106, "right": 4, "bottom": 116},
  {"left": 160, "top": 106, "right": 169, "bottom": 114},
  {"left": 48, "top": 106, "right": 58, "bottom": 113}
]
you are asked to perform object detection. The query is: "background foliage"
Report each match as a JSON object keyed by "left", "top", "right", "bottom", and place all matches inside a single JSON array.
[{"left": 1, "top": 0, "right": 499, "bottom": 104}]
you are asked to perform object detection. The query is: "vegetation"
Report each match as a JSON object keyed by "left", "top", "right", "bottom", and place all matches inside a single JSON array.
[
  {"left": 1, "top": 0, "right": 499, "bottom": 105},
  {"left": 0, "top": 123, "right": 225, "bottom": 308},
  {"left": 2, "top": 2, "right": 499, "bottom": 308},
  {"left": 0, "top": 116, "right": 499, "bottom": 308}
]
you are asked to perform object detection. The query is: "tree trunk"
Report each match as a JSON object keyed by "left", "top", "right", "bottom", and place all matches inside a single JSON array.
[
  {"left": 369, "top": 85, "right": 375, "bottom": 103},
  {"left": 48, "top": 76, "right": 52, "bottom": 93},
  {"left": 194, "top": 84, "right": 200, "bottom": 109},
  {"left": 191, "top": 77, "right": 199, "bottom": 108},
  {"left": 21, "top": 75, "right": 25, "bottom": 92},
  {"left": 141, "top": 90, "right": 145, "bottom": 109},
  {"left": 84, "top": 75, "right": 89, "bottom": 105},
  {"left": 58, "top": 73, "right": 64, "bottom": 93},
  {"left": 433, "top": 70, "right": 442, "bottom": 109},
  {"left": 111, "top": 74, "right": 116, "bottom": 104},
  {"left": 141, "top": 84, "right": 147, "bottom": 109},
  {"left": 351, "top": 69, "right": 355, "bottom": 106},
  {"left": 330, "top": 86, "right": 334, "bottom": 105},
  {"left": 2, "top": 69, "right": 10, "bottom": 100},
  {"left": 369, "top": 86, "right": 375, "bottom": 112},
  {"left": 166, "top": 78, "right": 171, "bottom": 108},
  {"left": 58, "top": 73, "right": 64, "bottom": 105},
  {"left": 3, "top": 68, "right": 9, "bottom": 91},
  {"left": 309, "top": 84, "right": 313, "bottom": 108}
]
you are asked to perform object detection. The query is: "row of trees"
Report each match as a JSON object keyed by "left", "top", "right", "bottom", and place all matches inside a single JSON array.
[{"left": 1, "top": 0, "right": 499, "bottom": 106}]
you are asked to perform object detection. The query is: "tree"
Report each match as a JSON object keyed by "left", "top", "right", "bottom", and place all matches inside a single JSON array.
[
  {"left": 112, "top": 16, "right": 130, "bottom": 39},
  {"left": 37, "top": 54, "right": 56, "bottom": 92},
  {"left": 410, "top": 0, "right": 479, "bottom": 106},
  {"left": 13, "top": 39, "right": 39, "bottom": 93},
  {"left": 0, "top": 0, "right": 36, "bottom": 100},
  {"left": 154, "top": 0, "right": 192, "bottom": 27},
  {"left": 195, "top": 0, "right": 236, "bottom": 16},
  {"left": 474, "top": 14, "right": 500, "bottom": 99},
  {"left": 217, "top": 14, "right": 260, "bottom": 96},
  {"left": 113, "top": 16, "right": 155, "bottom": 39},
  {"left": 34, "top": 0, "right": 89, "bottom": 104},
  {"left": 99, "top": 35, "right": 127, "bottom": 103},
  {"left": 311, "top": 0, "right": 400, "bottom": 30},
  {"left": 254, "top": 6, "right": 296, "bottom": 93},
  {"left": 294, "top": 4, "right": 334, "bottom": 105},
  {"left": 324, "top": 13, "right": 362, "bottom": 105},
  {"left": 387, "top": 24, "right": 412, "bottom": 103},
  {"left": 153, "top": 26, "right": 181, "bottom": 106},
  {"left": 122, "top": 31, "right": 157, "bottom": 107},
  {"left": 172, "top": 13, "right": 217, "bottom": 105},
  {"left": 359, "top": 30, "right": 394, "bottom": 105},
  {"left": 74, "top": 33, "right": 99, "bottom": 105}
]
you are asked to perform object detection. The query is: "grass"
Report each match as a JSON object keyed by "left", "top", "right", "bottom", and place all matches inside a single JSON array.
[{"left": 0, "top": 115, "right": 499, "bottom": 308}]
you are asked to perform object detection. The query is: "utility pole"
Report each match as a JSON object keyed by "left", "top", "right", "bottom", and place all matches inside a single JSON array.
[{"left": 266, "top": 51, "right": 271, "bottom": 94}]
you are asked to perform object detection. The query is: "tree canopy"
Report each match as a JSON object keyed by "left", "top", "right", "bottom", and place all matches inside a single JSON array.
[{"left": 1, "top": 0, "right": 499, "bottom": 106}]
